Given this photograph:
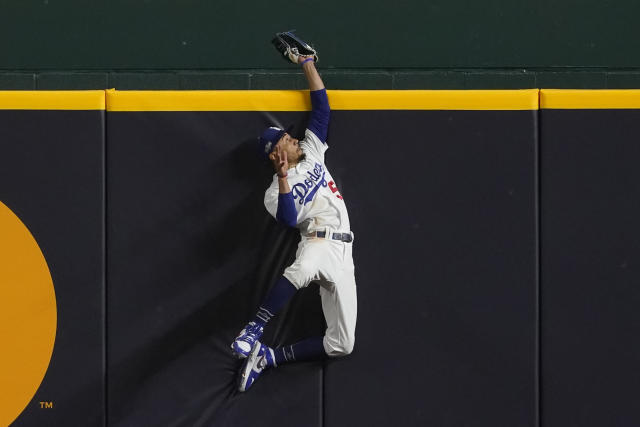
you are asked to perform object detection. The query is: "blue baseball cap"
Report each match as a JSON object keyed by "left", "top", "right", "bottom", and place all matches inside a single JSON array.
[{"left": 258, "top": 124, "right": 293, "bottom": 159}]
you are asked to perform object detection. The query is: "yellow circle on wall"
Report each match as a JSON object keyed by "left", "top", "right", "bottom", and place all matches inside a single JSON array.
[{"left": 0, "top": 201, "right": 57, "bottom": 426}]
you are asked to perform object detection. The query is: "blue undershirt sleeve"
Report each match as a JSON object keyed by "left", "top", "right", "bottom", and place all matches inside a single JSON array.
[
  {"left": 308, "top": 88, "right": 330, "bottom": 143},
  {"left": 276, "top": 192, "right": 297, "bottom": 227}
]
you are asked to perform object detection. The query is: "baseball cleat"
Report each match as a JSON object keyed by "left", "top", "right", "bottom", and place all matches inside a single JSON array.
[
  {"left": 230, "top": 321, "right": 264, "bottom": 359},
  {"left": 238, "top": 341, "right": 274, "bottom": 392}
]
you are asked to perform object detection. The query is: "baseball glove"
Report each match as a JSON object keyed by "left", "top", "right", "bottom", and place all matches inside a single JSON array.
[{"left": 271, "top": 31, "right": 319, "bottom": 64}]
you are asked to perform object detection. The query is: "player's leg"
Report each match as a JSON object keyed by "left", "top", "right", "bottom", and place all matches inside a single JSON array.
[
  {"left": 251, "top": 242, "right": 356, "bottom": 366},
  {"left": 238, "top": 262, "right": 357, "bottom": 392},
  {"left": 238, "top": 336, "right": 325, "bottom": 392},
  {"left": 276, "top": 239, "right": 356, "bottom": 359},
  {"left": 237, "top": 240, "right": 342, "bottom": 391},
  {"left": 231, "top": 276, "right": 297, "bottom": 358},
  {"left": 238, "top": 337, "right": 327, "bottom": 391},
  {"left": 267, "top": 336, "right": 326, "bottom": 366},
  {"left": 320, "top": 263, "right": 357, "bottom": 357},
  {"left": 232, "top": 239, "right": 322, "bottom": 358}
]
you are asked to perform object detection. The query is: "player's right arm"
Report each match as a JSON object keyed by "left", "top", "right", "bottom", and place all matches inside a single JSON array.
[
  {"left": 301, "top": 57, "right": 324, "bottom": 91},
  {"left": 300, "top": 58, "right": 330, "bottom": 144}
]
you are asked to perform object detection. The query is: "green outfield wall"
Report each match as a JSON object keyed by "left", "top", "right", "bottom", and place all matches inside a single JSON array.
[{"left": 1, "top": 0, "right": 640, "bottom": 89}]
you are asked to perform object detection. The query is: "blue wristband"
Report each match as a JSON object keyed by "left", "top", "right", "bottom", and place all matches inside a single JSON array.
[{"left": 301, "top": 57, "right": 314, "bottom": 65}]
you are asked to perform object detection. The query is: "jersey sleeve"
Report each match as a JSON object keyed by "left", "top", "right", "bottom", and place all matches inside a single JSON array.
[
  {"left": 264, "top": 183, "right": 280, "bottom": 218},
  {"left": 307, "top": 88, "right": 330, "bottom": 142},
  {"left": 264, "top": 183, "right": 305, "bottom": 227},
  {"left": 301, "top": 129, "right": 329, "bottom": 163}
]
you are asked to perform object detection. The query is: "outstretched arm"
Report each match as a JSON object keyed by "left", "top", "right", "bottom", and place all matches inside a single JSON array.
[
  {"left": 300, "top": 57, "right": 330, "bottom": 142},
  {"left": 300, "top": 57, "right": 324, "bottom": 91}
]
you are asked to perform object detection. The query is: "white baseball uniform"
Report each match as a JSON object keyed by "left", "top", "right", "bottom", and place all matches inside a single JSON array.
[{"left": 264, "top": 129, "right": 357, "bottom": 356}]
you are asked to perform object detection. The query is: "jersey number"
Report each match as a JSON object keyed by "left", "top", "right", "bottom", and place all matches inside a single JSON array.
[{"left": 328, "top": 181, "right": 343, "bottom": 200}]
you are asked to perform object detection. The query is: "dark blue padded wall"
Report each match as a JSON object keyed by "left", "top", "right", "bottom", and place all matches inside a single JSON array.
[
  {"left": 106, "top": 98, "right": 538, "bottom": 427},
  {"left": 540, "top": 107, "right": 640, "bottom": 427},
  {"left": 106, "top": 111, "right": 325, "bottom": 427},
  {"left": 323, "top": 110, "right": 538, "bottom": 427}
]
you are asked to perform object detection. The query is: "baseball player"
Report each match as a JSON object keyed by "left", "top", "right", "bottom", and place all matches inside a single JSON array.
[{"left": 231, "top": 32, "right": 357, "bottom": 392}]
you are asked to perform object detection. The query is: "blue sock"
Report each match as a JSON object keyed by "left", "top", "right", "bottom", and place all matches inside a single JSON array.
[
  {"left": 273, "top": 336, "right": 326, "bottom": 366},
  {"left": 253, "top": 276, "right": 296, "bottom": 327}
]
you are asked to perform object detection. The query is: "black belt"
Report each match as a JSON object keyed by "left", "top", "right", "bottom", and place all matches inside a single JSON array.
[{"left": 312, "top": 231, "right": 353, "bottom": 243}]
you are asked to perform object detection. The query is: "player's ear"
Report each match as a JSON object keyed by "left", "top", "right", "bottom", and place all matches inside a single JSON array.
[{"left": 268, "top": 151, "right": 276, "bottom": 161}]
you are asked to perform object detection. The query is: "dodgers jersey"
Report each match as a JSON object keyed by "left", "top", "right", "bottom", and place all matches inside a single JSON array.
[{"left": 264, "top": 129, "right": 350, "bottom": 235}]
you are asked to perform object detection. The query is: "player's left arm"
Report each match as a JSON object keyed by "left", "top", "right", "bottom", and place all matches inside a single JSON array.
[{"left": 300, "top": 58, "right": 330, "bottom": 143}]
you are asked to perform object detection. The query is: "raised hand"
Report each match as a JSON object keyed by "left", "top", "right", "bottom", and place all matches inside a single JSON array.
[{"left": 271, "top": 144, "right": 289, "bottom": 177}]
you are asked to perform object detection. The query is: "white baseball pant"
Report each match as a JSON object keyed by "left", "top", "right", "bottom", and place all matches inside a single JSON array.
[{"left": 283, "top": 232, "right": 357, "bottom": 357}]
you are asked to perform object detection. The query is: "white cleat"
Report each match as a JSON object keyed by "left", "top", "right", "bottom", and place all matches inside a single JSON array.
[{"left": 238, "top": 341, "right": 274, "bottom": 392}]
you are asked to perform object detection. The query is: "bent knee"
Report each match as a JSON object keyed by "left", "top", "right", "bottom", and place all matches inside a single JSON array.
[
  {"left": 284, "top": 261, "right": 317, "bottom": 289},
  {"left": 296, "top": 260, "right": 317, "bottom": 280},
  {"left": 324, "top": 338, "right": 355, "bottom": 357}
]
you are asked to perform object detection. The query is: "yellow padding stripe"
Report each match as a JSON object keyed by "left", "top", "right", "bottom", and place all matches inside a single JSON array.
[
  {"left": 0, "top": 91, "right": 105, "bottom": 110},
  {"left": 541, "top": 89, "right": 640, "bottom": 109},
  {"left": 106, "top": 89, "right": 539, "bottom": 111}
]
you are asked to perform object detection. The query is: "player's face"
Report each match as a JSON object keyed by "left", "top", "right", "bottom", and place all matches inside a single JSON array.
[{"left": 276, "top": 133, "right": 303, "bottom": 162}]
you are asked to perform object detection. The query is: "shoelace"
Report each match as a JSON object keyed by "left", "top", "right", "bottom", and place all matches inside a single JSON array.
[
  {"left": 257, "top": 355, "right": 267, "bottom": 370},
  {"left": 250, "top": 323, "right": 263, "bottom": 333},
  {"left": 244, "top": 323, "right": 263, "bottom": 343}
]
